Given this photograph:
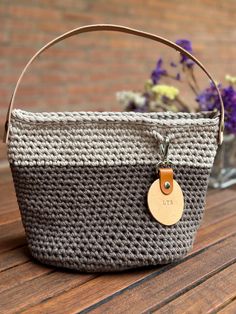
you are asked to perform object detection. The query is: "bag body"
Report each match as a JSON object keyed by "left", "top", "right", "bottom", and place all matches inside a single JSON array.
[
  {"left": 4, "top": 24, "right": 224, "bottom": 272},
  {"left": 8, "top": 110, "right": 219, "bottom": 271}
]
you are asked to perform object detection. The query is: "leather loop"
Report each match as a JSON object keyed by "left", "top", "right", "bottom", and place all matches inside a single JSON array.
[
  {"left": 159, "top": 168, "right": 174, "bottom": 195},
  {"left": 3, "top": 24, "right": 224, "bottom": 144}
]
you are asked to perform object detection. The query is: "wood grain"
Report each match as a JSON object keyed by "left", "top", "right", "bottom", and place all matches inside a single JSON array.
[
  {"left": 0, "top": 246, "right": 29, "bottom": 272},
  {"left": 201, "top": 196, "right": 236, "bottom": 226},
  {"left": 0, "top": 211, "right": 235, "bottom": 312},
  {"left": 0, "top": 271, "right": 97, "bottom": 314},
  {"left": 21, "top": 235, "right": 236, "bottom": 314},
  {"left": 0, "top": 209, "right": 20, "bottom": 225},
  {"left": 0, "top": 220, "right": 25, "bottom": 253},
  {"left": 155, "top": 263, "right": 236, "bottom": 314},
  {"left": 0, "top": 261, "right": 52, "bottom": 294},
  {"left": 192, "top": 214, "right": 236, "bottom": 253},
  {"left": 218, "top": 299, "right": 236, "bottom": 314}
]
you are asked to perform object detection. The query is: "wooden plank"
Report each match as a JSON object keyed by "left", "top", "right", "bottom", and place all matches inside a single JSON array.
[
  {"left": 201, "top": 197, "right": 236, "bottom": 227},
  {"left": 0, "top": 177, "right": 15, "bottom": 192},
  {"left": 0, "top": 261, "right": 53, "bottom": 294},
  {"left": 0, "top": 220, "right": 25, "bottom": 253},
  {"left": 0, "top": 201, "right": 235, "bottom": 311},
  {"left": 0, "top": 203, "right": 19, "bottom": 214},
  {"left": 218, "top": 299, "right": 236, "bottom": 314},
  {"left": 154, "top": 263, "right": 236, "bottom": 314},
  {"left": 0, "top": 211, "right": 234, "bottom": 310},
  {"left": 20, "top": 233, "right": 236, "bottom": 314},
  {"left": 0, "top": 196, "right": 17, "bottom": 211},
  {"left": 193, "top": 214, "right": 236, "bottom": 253},
  {"left": 86, "top": 236, "right": 236, "bottom": 314},
  {"left": 21, "top": 269, "right": 157, "bottom": 314},
  {"left": 0, "top": 176, "right": 14, "bottom": 188},
  {"left": 0, "top": 210, "right": 20, "bottom": 225},
  {"left": 0, "top": 271, "right": 97, "bottom": 314},
  {"left": 0, "top": 174, "right": 233, "bottom": 312},
  {"left": 205, "top": 186, "right": 236, "bottom": 211},
  {"left": 0, "top": 246, "right": 29, "bottom": 272},
  {"left": 0, "top": 179, "right": 18, "bottom": 224},
  {"left": 0, "top": 144, "right": 7, "bottom": 164},
  {"left": 0, "top": 187, "right": 15, "bottom": 202}
]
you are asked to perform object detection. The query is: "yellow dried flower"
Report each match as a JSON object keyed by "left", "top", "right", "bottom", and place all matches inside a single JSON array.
[
  {"left": 225, "top": 74, "right": 236, "bottom": 85},
  {"left": 151, "top": 84, "right": 179, "bottom": 100},
  {"left": 144, "top": 79, "right": 153, "bottom": 92}
]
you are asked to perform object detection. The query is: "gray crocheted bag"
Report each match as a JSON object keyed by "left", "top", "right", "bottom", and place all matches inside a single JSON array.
[{"left": 4, "top": 25, "right": 224, "bottom": 272}]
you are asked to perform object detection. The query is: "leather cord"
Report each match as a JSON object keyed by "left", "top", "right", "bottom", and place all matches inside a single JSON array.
[{"left": 3, "top": 24, "right": 224, "bottom": 144}]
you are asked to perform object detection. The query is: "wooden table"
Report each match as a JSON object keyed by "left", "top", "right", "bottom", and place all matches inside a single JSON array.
[{"left": 0, "top": 167, "right": 236, "bottom": 314}]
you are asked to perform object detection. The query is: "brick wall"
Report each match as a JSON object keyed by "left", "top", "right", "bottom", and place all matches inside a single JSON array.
[{"left": 0, "top": 0, "right": 236, "bottom": 160}]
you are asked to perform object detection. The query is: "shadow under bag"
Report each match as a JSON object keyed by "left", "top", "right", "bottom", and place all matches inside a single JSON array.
[{"left": 3, "top": 24, "right": 224, "bottom": 272}]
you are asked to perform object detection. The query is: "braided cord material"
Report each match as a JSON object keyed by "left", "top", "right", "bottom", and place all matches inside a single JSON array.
[
  {"left": 9, "top": 109, "right": 219, "bottom": 168},
  {"left": 8, "top": 109, "right": 219, "bottom": 272}
]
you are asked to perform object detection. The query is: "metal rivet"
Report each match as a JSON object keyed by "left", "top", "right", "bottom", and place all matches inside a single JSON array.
[{"left": 164, "top": 181, "right": 171, "bottom": 189}]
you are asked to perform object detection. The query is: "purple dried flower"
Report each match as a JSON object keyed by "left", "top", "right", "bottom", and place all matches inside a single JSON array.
[
  {"left": 170, "top": 61, "right": 177, "bottom": 67},
  {"left": 176, "top": 73, "right": 181, "bottom": 81},
  {"left": 176, "top": 39, "right": 192, "bottom": 53},
  {"left": 196, "top": 84, "right": 236, "bottom": 134},
  {"left": 151, "top": 58, "right": 167, "bottom": 84},
  {"left": 175, "top": 39, "right": 194, "bottom": 68}
]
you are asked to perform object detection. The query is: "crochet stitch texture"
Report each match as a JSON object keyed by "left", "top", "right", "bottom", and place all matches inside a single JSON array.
[{"left": 8, "top": 109, "right": 219, "bottom": 272}]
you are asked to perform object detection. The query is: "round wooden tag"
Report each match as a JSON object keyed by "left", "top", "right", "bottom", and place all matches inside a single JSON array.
[{"left": 147, "top": 179, "right": 184, "bottom": 226}]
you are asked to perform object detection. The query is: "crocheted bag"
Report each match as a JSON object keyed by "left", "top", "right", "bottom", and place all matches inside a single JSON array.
[{"left": 3, "top": 25, "right": 224, "bottom": 272}]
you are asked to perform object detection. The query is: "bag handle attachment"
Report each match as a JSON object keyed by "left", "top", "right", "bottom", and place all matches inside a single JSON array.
[{"left": 3, "top": 24, "right": 224, "bottom": 144}]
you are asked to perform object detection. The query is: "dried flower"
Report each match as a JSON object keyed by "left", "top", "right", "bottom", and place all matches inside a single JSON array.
[
  {"left": 175, "top": 39, "right": 194, "bottom": 68},
  {"left": 170, "top": 61, "right": 177, "bottom": 67},
  {"left": 152, "top": 84, "right": 179, "bottom": 100},
  {"left": 176, "top": 73, "right": 181, "bottom": 81},
  {"left": 144, "top": 79, "right": 154, "bottom": 92},
  {"left": 116, "top": 91, "right": 147, "bottom": 112},
  {"left": 151, "top": 58, "right": 167, "bottom": 84},
  {"left": 116, "top": 91, "right": 146, "bottom": 107},
  {"left": 225, "top": 74, "right": 236, "bottom": 85},
  {"left": 117, "top": 38, "right": 236, "bottom": 135},
  {"left": 197, "top": 84, "right": 236, "bottom": 134}
]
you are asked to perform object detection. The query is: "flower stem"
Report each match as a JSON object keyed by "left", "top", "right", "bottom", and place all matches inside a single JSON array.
[
  {"left": 183, "top": 65, "right": 199, "bottom": 96},
  {"left": 175, "top": 96, "right": 191, "bottom": 112}
]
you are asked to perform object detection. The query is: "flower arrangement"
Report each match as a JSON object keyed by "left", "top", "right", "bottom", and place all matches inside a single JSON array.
[{"left": 116, "top": 39, "right": 236, "bottom": 134}]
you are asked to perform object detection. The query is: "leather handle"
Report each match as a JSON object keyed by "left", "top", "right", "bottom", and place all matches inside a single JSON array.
[{"left": 3, "top": 24, "right": 224, "bottom": 144}]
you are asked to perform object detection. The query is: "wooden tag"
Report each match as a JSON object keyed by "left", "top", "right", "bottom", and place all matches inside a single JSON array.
[{"left": 147, "top": 177, "right": 184, "bottom": 226}]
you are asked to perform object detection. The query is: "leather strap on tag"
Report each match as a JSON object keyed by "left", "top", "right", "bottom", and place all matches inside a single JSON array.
[{"left": 159, "top": 168, "right": 173, "bottom": 195}]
